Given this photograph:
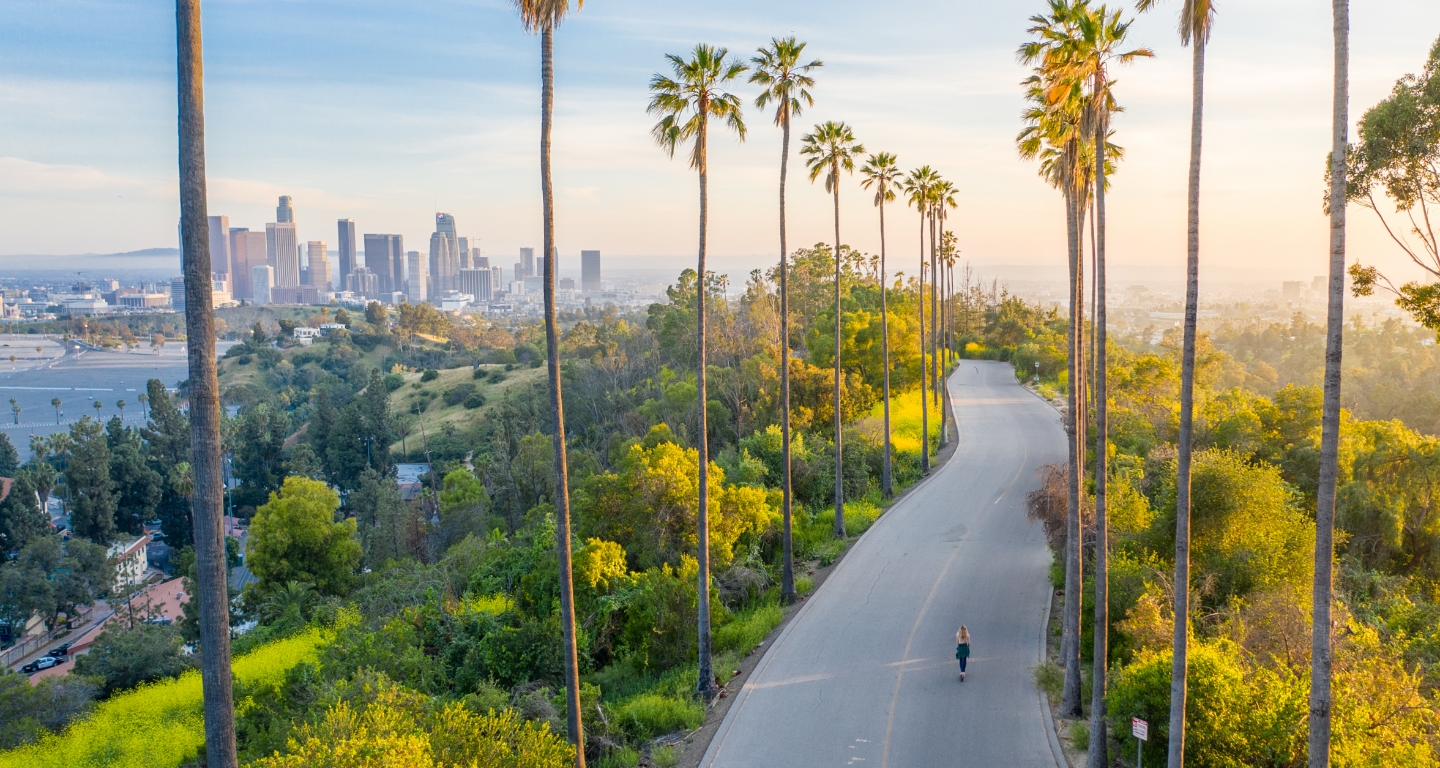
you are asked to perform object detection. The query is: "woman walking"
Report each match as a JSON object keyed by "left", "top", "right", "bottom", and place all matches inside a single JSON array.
[{"left": 955, "top": 625, "right": 971, "bottom": 681}]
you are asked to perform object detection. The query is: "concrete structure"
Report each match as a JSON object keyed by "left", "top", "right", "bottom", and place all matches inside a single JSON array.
[
  {"left": 118, "top": 293, "right": 169, "bottom": 309},
  {"left": 582, "top": 249, "right": 601, "bottom": 293},
  {"left": 364, "top": 233, "right": 403, "bottom": 297},
  {"left": 271, "top": 286, "right": 320, "bottom": 305},
  {"left": 491, "top": 266, "right": 503, "bottom": 293},
  {"left": 170, "top": 277, "right": 187, "bottom": 314},
  {"left": 293, "top": 327, "right": 322, "bottom": 345},
  {"left": 307, "top": 241, "right": 331, "bottom": 290},
  {"left": 474, "top": 254, "right": 490, "bottom": 269},
  {"left": 230, "top": 229, "right": 266, "bottom": 300},
  {"left": 337, "top": 219, "right": 357, "bottom": 285},
  {"left": 458, "top": 236, "right": 472, "bottom": 269},
  {"left": 252, "top": 265, "right": 274, "bottom": 305},
  {"left": 459, "top": 267, "right": 492, "bottom": 302},
  {"left": 276, "top": 195, "right": 295, "bottom": 223},
  {"left": 60, "top": 298, "right": 111, "bottom": 316},
  {"left": 108, "top": 534, "right": 152, "bottom": 591},
  {"left": 406, "top": 251, "right": 428, "bottom": 303},
  {"left": 208, "top": 215, "right": 230, "bottom": 279},
  {"left": 429, "top": 231, "right": 456, "bottom": 295},
  {"left": 346, "top": 266, "right": 378, "bottom": 297},
  {"left": 267, "top": 222, "right": 300, "bottom": 287},
  {"left": 519, "top": 247, "right": 535, "bottom": 278}
]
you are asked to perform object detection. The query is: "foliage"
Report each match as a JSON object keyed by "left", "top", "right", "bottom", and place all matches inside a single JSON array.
[
  {"left": 72, "top": 619, "right": 194, "bottom": 696},
  {"left": 247, "top": 477, "right": 361, "bottom": 596},
  {"left": 0, "top": 671, "right": 97, "bottom": 749}
]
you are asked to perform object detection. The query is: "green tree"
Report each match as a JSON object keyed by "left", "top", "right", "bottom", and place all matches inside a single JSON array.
[
  {"left": 246, "top": 477, "right": 360, "bottom": 597},
  {"left": 0, "top": 474, "right": 48, "bottom": 557},
  {"left": 801, "top": 120, "right": 864, "bottom": 540},
  {"left": 63, "top": 417, "right": 117, "bottom": 544},
  {"left": 648, "top": 41, "right": 748, "bottom": 701},
  {"left": 363, "top": 301, "right": 387, "bottom": 327},
  {"left": 0, "top": 669, "right": 97, "bottom": 749},
  {"left": 233, "top": 402, "right": 290, "bottom": 508},
  {"left": 141, "top": 379, "right": 192, "bottom": 546},
  {"left": 0, "top": 433, "right": 17, "bottom": 476},
  {"left": 73, "top": 620, "right": 193, "bottom": 696},
  {"left": 860, "top": 152, "right": 901, "bottom": 501},
  {"left": 750, "top": 35, "right": 821, "bottom": 605},
  {"left": 106, "top": 417, "right": 162, "bottom": 537},
  {"left": 351, "top": 467, "right": 411, "bottom": 568},
  {"left": 903, "top": 166, "right": 939, "bottom": 473}
]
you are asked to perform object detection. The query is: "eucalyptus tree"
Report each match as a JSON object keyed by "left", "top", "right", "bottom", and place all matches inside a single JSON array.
[
  {"left": 860, "top": 152, "right": 902, "bottom": 499},
  {"left": 1311, "top": 1, "right": 1349, "bottom": 764},
  {"left": 903, "top": 166, "right": 939, "bottom": 473},
  {"left": 1018, "top": 1, "right": 1090, "bottom": 717},
  {"left": 175, "top": 0, "right": 235, "bottom": 763},
  {"left": 750, "top": 37, "right": 820, "bottom": 603},
  {"left": 648, "top": 44, "right": 748, "bottom": 700},
  {"left": 1053, "top": 3, "right": 1152, "bottom": 763},
  {"left": 1133, "top": 0, "right": 1217, "bottom": 761},
  {"left": 514, "top": 0, "right": 588, "bottom": 754},
  {"left": 802, "top": 121, "right": 864, "bottom": 540}
]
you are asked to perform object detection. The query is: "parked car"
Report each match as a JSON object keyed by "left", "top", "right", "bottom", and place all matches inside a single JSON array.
[
  {"left": 21, "top": 656, "right": 60, "bottom": 674},
  {"left": 142, "top": 616, "right": 173, "bottom": 626},
  {"left": 47, "top": 642, "right": 73, "bottom": 657}
]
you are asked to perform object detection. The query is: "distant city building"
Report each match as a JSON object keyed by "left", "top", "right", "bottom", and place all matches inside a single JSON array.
[
  {"left": 513, "top": 262, "right": 523, "bottom": 282},
  {"left": 267, "top": 222, "right": 300, "bottom": 287},
  {"left": 170, "top": 277, "right": 187, "bottom": 314},
  {"left": 307, "top": 241, "right": 331, "bottom": 290},
  {"left": 252, "top": 265, "right": 274, "bottom": 305},
  {"left": 337, "top": 219, "right": 357, "bottom": 285},
  {"left": 211, "top": 277, "right": 233, "bottom": 307},
  {"left": 491, "top": 266, "right": 503, "bottom": 293},
  {"left": 509, "top": 280, "right": 526, "bottom": 296},
  {"left": 474, "top": 254, "right": 490, "bottom": 269},
  {"left": 406, "top": 251, "right": 428, "bottom": 303},
  {"left": 429, "top": 231, "right": 456, "bottom": 295},
  {"left": 438, "top": 291, "right": 473, "bottom": 311},
  {"left": 458, "top": 237, "right": 472, "bottom": 270},
  {"left": 230, "top": 229, "right": 266, "bottom": 300},
  {"left": 581, "top": 250, "right": 601, "bottom": 293},
  {"left": 364, "top": 233, "right": 404, "bottom": 297},
  {"left": 459, "top": 267, "right": 492, "bottom": 302},
  {"left": 277, "top": 195, "right": 295, "bottom": 224},
  {"left": 519, "top": 247, "right": 535, "bottom": 278},
  {"left": 271, "top": 286, "right": 320, "bottom": 305},
  {"left": 346, "top": 266, "right": 378, "bottom": 297},
  {"left": 118, "top": 293, "right": 169, "bottom": 309},
  {"left": 1282, "top": 281, "right": 1305, "bottom": 301},
  {"left": 559, "top": 278, "right": 576, "bottom": 292},
  {"left": 208, "top": 216, "right": 230, "bottom": 278},
  {"left": 523, "top": 275, "right": 543, "bottom": 293}
]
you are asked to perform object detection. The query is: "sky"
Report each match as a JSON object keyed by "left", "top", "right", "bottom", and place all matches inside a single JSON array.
[{"left": 1, "top": 0, "right": 1439, "bottom": 288}]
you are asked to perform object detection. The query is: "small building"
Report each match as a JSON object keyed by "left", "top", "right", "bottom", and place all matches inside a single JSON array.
[
  {"left": 108, "top": 534, "right": 152, "bottom": 590},
  {"left": 292, "top": 327, "right": 322, "bottom": 345}
]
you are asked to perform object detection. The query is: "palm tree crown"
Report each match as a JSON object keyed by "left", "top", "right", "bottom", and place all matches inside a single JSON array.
[
  {"left": 750, "top": 37, "right": 821, "bottom": 125},
  {"left": 801, "top": 121, "right": 864, "bottom": 191},
  {"left": 649, "top": 45, "right": 748, "bottom": 167},
  {"left": 860, "top": 152, "right": 901, "bottom": 207},
  {"left": 513, "top": 0, "right": 582, "bottom": 32}
]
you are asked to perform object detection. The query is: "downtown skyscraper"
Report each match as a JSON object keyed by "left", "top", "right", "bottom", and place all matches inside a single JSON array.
[
  {"left": 364, "top": 233, "right": 404, "bottom": 297},
  {"left": 337, "top": 219, "right": 356, "bottom": 285}
]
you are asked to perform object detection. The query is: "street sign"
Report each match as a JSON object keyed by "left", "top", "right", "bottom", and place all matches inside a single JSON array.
[{"left": 1132, "top": 718, "right": 1149, "bottom": 741}]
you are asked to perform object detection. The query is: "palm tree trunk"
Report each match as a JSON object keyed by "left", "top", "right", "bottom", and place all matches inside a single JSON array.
[
  {"left": 937, "top": 210, "right": 948, "bottom": 449},
  {"left": 880, "top": 199, "right": 893, "bottom": 499},
  {"left": 1060, "top": 185, "right": 1085, "bottom": 718},
  {"left": 540, "top": 26, "right": 586, "bottom": 765},
  {"left": 175, "top": 3, "right": 236, "bottom": 765},
  {"left": 695, "top": 109, "right": 717, "bottom": 702},
  {"left": 1168, "top": 37, "right": 1207, "bottom": 768},
  {"left": 831, "top": 164, "right": 845, "bottom": 540},
  {"left": 1087, "top": 96, "right": 1111, "bottom": 768},
  {"left": 779, "top": 110, "right": 797, "bottom": 603},
  {"left": 930, "top": 210, "right": 939, "bottom": 417},
  {"left": 918, "top": 211, "right": 929, "bottom": 474},
  {"left": 1310, "top": 4, "right": 1348, "bottom": 765}
]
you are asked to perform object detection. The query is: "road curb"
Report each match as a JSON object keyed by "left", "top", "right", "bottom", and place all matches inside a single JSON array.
[{"left": 1039, "top": 588, "right": 1067, "bottom": 768}]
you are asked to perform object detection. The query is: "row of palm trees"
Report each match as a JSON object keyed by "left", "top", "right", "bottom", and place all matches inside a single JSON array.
[{"left": 1018, "top": 1, "right": 1351, "bottom": 767}]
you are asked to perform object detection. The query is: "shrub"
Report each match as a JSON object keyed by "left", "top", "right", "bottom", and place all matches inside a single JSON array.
[
  {"left": 237, "top": 355, "right": 253, "bottom": 365},
  {"left": 612, "top": 693, "right": 703, "bottom": 739},
  {"left": 464, "top": 393, "right": 486, "bottom": 409},
  {"left": 490, "top": 370, "right": 508, "bottom": 383},
  {"left": 382, "top": 372, "right": 404, "bottom": 392},
  {"left": 714, "top": 601, "right": 782, "bottom": 655},
  {"left": 72, "top": 620, "right": 193, "bottom": 696},
  {"left": 420, "top": 369, "right": 439, "bottom": 382},
  {"left": 472, "top": 367, "right": 487, "bottom": 380},
  {"left": 442, "top": 382, "right": 476, "bottom": 406}
]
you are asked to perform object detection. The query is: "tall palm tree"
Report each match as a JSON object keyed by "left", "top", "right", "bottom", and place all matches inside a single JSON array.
[
  {"left": 1311, "top": 1, "right": 1349, "bottom": 764},
  {"left": 51, "top": 397, "right": 61, "bottom": 425},
  {"left": 1134, "top": 0, "right": 1216, "bottom": 762},
  {"left": 860, "top": 152, "right": 901, "bottom": 499},
  {"left": 931, "top": 180, "right": 958, "bottom": 446},
  {"left": 1052, "top": 4, "right": 1153, "bottom": 764},
  {"left": 514, "top": 0, "right": 587, "bottom": 756},
  {"left": 903, "top": 166, "right": 938, "bottom": 473},
  {"left": 648, "top": 44, "right": 747, "bottom": 700},
  {"left": 802, "top": 121, "right": 864, "bottom": 540},
  {"left": 10, "top": 398, "right": 18, "bottom": 426},
  {"left": 1019, "top": 3, "right": 1090, "bottom": 717},
  {"left": 175, "top": 1, "right": 236, "bottom": 764},
  {"left": 750, "top": 37, "right": 820, "bottom": 604}
]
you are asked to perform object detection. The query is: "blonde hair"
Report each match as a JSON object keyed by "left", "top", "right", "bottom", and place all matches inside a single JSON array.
[{"left": 957, "top": 625, "right": 970, "bottom": 643}]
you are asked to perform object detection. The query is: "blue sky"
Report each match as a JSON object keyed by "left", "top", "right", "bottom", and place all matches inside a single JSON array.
[{"left": 2, "top": 0, "right": 1439, "bottom": 286}]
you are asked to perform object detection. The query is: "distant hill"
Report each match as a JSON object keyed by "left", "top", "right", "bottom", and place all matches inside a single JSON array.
[{"left": 0, "top": 248, "right": 180, "bottom": 279}]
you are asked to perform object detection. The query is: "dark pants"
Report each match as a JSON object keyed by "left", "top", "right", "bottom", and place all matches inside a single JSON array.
[{"left": 958, "top": 657, "right": 968, "bottom": 673}]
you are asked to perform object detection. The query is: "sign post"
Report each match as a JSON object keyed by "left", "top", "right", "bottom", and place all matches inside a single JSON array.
[{"left": 1132, "top": 717, "right": 1149, "bottom": 768}]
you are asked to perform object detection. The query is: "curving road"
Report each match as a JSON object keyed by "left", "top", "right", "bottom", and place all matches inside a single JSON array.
[{"left": 700, "top": 361, "right": 1067, "bottom": 768}]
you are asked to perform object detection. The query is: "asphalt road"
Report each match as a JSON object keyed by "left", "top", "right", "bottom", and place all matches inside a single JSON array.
[{"left": 700, "top": 360, "right": 1067, "bottom": 768}]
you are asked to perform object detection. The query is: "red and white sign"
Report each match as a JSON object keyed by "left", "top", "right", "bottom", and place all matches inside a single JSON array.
[{"left": 1132, "top": 718, "right": 1149, "bottom": 741}]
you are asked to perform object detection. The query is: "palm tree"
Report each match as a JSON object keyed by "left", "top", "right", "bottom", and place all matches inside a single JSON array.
[
  {"left": 175, "top": 1, "right": 236, "bottom": 763},
  {"left": 1133, "top": 0, "right": 1216, "bottom": 761},
  {"left": 648, "top": 43, "right": 747, "bottom": 701},
  {"left": 93, "top": 400, "right": 103, "bottom": 418},
  {"left": 802, "top": 121, "right": 864, "bottom": 540},
  {"left": 514, "top": 0, "right": 588, "bottom": 756},
  {"left": 138, "top": 392, "right": 149, "bottom": 420},
  {"left": 931, "top": 179, "right": 958, "bottom": 446},
  {"left": 1311, "top": 1, "right": 1348, "bottom": 764},
  {"left": 860, "top": 152, "right": 902, "bottom": 499},
  {"left": 117, "top": 399, "right": 127, "bottom": 420},
  {"left": 903, "top": 166, "right": 938, "bottom": 473},
  {"left": 51, "top": 397, "right": 61, "bottom": 425},
  {"left": 9, "top": 398, "right": 18, "bottom": 426},
  {"left": 750, "top": 37, "right": 821, "bottom": 604}
]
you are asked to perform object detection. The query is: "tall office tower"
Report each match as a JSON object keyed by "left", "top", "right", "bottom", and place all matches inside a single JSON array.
[
  {"left": 208, "top": 215, "right": 231, "bottom": 278},
  {"left": 491, "top": 266, "right": 503, "bottom": 293},
  {"left": 436, "top": 212, "right": 458, "bottom": 256},
  {"left": 406, "top": 251, "right": 428, "bottom": 303},
  {"left": 252, "top": 265, "right": 274, "bottom": 305},
  {"left": 537, "top": 255, "right": 547, "bottom": 280},
  {"left": 230, "top": 228, "right": 267, "bottom": 300},
  {"left": 459, "top": 267, "right": 492, "bottom": 302},
  {"left": 474, "top": 254, "right": 489, "bottom": 269},
  {"left": 266, "top": 222, "right": 300, "bottom": 287},
  {"left": 170, "top": 277, "right": 187, "bottom": 314},
  {"left": 519, "top": 247, "right": 535, "bottom": 278},
  {"left": 277, "top": 195, "right": 295, "bottom": 223},
  {"left": 307, "top": 241, "right": 331, "bottom": 290},
  {"left": 513, "top": 262, "right": 523, "bottom": 282},
  {"left": 581, "top": 250, "right": 601, "bottom": 293},
  {"left": 458, "top": 237, "right": 472, "bottom": 270},
  {"left": 429, "top": 231, "right": 458, "bottom": 294},
  {"left": 363, "top": 233, "right": 403, "bottom": 295},
  {"left": 337, "top": 219, "right": 356, "bottom": 283},
  {"left": 346, "top": 267, "right": 378, "bottom": 297}
]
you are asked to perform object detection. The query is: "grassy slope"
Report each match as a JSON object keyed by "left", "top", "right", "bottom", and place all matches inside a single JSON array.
[{"left": 388, "top": 365, "right": 545, "bottom": 455}]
